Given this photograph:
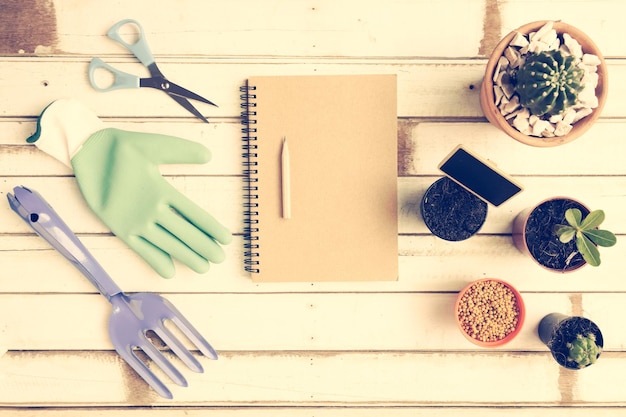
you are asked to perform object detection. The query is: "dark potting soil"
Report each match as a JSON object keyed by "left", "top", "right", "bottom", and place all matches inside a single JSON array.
[
  {"left": 524, "top": 199, "right": 588, "bottom": 271},
  {"left": 547, "top": 317, "right": 603, "bottom": 369},
  {"left": 421, "top": 177, "right": 487, "bottom": 241}
]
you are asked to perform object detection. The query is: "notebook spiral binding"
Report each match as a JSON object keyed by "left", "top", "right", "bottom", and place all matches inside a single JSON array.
[{"left": 240, "top": 82, "right": 260, "bottom": 273}]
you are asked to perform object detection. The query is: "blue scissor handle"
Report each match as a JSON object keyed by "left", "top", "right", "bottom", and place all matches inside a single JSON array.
[
  {"left": 107, "top": 19, "right": 155, "bottom": 67},
  {"left": 88, "top": 57, "right": 140, "bottom": 92}
]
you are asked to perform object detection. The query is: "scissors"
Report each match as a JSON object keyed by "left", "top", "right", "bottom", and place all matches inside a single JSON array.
[{"left": 89, "top": 19, "right": 216, "bottom": 123}]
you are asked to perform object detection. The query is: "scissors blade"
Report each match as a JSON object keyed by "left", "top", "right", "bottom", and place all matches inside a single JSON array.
[
  {"left": 165, "top": 81, "right": 218, "bottom": 107},
  {"left": 139, "top": 77, "right": 218, "bottom": 107},
  {"left": 145, "top": 62, "right": 167, "bottom": 80},
  {"left": 167, "top": 92, "right": 209, "bottom": 123}
]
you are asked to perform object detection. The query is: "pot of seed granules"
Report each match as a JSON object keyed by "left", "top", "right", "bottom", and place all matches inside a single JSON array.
[{"left": 455, "top": 278, "right": 525, "bottom": 348}]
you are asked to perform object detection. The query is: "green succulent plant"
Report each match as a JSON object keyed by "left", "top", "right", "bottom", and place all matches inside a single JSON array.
[
  {"left": 566, "top": 333, "right": 601, "bottom": 368},
  {"left": 515, "top": 49, "right": 585, "bottom": 117},
  {"left": 554, "top": 208, "right": 617, "bottom": 267}
]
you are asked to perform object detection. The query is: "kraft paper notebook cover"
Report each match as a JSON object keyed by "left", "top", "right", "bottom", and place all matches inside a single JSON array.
[{"left": 241, "top": 74, "right": 398, "bottom": 282}]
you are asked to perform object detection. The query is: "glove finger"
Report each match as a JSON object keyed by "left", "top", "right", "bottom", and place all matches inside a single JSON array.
[
  {"left": 171, "top": 196, "right": 233, "bottom": 246},
  {"left": 126, "top": 235, "right": 176, "bottom": 279},
  {"left": 123, "top": 130, "right": 211, "bottom": 165},
  {"left": 142, "top": 223, "right": 211, "bottom": 275},
  {"left": 159, "top": 208, "right": 227, "bottom": 264}
]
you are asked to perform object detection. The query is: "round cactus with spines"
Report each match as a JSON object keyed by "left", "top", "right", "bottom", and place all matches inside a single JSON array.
[
  {"left": 514, "top": 49, "right": 585, "bottom": 117},
  {"left": 566, "top": 333, "right": 602, "bottom": 369}
]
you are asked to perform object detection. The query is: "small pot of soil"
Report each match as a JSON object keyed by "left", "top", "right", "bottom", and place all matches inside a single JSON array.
[
  {"left": 538, "top": 313, "right": 603, "bottom": 369},
  {"left": 455, "top": 278, "right": 525, "bottom": 348},
  {"left": 512, "top": 197, "right": 589, "bottom": 272},
  {"left": 480, "top": 20, "right": 608, "bottom": 147},
  {"left": 420, "top": 177, "right": 487, "bottom": 241}
]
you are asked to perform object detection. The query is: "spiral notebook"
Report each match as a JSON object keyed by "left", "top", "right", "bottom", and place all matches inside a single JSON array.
[{"left": 241, "top": 74, "right": 398, "bottom": 282}]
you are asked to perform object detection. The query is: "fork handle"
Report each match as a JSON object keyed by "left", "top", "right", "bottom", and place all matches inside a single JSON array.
[{"left": 9, "top": 186, "right": 123, "bottom": 301}]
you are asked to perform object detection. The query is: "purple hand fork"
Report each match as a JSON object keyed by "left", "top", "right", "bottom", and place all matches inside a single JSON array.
[{"left": 7, "top": 186, "right": 217, "bottom": 399}]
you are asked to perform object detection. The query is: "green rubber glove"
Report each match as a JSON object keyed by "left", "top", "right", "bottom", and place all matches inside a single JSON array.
[{"left": 27, "top": 99, "right": 232, "bottom": 278}]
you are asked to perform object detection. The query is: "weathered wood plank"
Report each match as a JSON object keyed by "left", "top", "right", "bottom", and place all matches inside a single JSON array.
[
  {"left": 0, "top": 350, "right": 570, "bottom": 406},
  {"left": 0, "top": 58, "right": 489, "bottom": 119},
  {"left": 1, "top": 59, "right": 625, "bottom": 119},
  {"left": 2, "top": 0, "right": 622, "bottom": 58},
  {"left": 0, "top": 234, "right": 625, "bottom": 293},
  {"left": 3, "top": 407, "right": 626, "bottom": 417},
  {"left": 2, "top": 350, "right": 626, "bottom": 406},
  {"left": 1, "top": 176, "right": 624, "bottom": 237},
  {"left": 3, "top": 118, "right": 626, "bottom": 176},
  {"left": 0, "top": 292, "right": 622, "bottom": 351}
]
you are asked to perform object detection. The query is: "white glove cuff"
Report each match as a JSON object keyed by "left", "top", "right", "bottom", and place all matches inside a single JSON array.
[{"left": 27, "top": 99, "right": 105, "bottom": 168}]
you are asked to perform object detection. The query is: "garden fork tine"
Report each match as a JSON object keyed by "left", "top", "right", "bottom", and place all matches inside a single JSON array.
[
  {"left": 166, "top": 306, "right": 219, "bottom": 359},
  {"left": 140, "top": 341, "right": 188, "bottom": 386},
  {"left": 119, "top": 345, "right": 185, "bottom": 398},
  {"left": 154, "top": 324, "right": 204, "bottom": 372}
]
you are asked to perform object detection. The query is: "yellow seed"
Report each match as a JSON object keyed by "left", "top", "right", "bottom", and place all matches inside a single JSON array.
[{"left": 457, "top": 280, "right": 520, "bottom": 343}]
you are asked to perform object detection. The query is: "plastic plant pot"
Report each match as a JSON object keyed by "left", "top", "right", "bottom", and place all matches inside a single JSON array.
[
  {"left": 420, "top": 177, "right": 487, "bottom": 241},
  {"left": 538, "top": 313, "right": 603, "bottom": 369}
]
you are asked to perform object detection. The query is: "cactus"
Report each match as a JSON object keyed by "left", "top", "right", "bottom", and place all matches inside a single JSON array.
[
  {"left": 514, "top": 49, "right": 585, "bottom": 117},
  {"left": 566, "top": 333, "right": 602, "bottom": 368}
]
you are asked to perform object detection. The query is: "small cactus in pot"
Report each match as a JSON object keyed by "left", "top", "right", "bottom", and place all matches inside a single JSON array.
[
  {"left": 515, "top": 49, "right": 585, "bottom": 117},
  {"left": 538, "top": 313, "right": 604, "bottom": 369},
  {"left": 567, "top": 333, "right": 602, "bottom": 369}
]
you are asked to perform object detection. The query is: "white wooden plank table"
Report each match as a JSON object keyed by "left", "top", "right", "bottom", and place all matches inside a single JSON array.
[{"left": 1, "top": 0, "right": 626, "bottom": 415}]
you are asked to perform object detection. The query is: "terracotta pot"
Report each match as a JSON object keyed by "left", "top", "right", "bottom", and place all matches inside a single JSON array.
[
  {"left": 455, "top": 278, "right": 525, "bottom": 348},
  {"left": 538, "top": 313, "right": 603, "bottom": 369},
  {"left": 480, "top": 20, "right": 608, "bottom": 147},
  {"left": 512, "top": 197, "right": 590, "bottom": 272}
]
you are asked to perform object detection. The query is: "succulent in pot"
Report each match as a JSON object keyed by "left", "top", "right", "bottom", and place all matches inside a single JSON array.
[
  {"left": 480, "top": 20, "right": 608, "bottom": 147},
  {"left": 512, "top": 197, "right": 616, "bottom": 272},
  {"left": 553, "top": 208, "right": 617, "bottom": 267},
  {"left": 455, "top": 278, "right": 525, "bottom": 348},
  {"left": 538, "top": 313, "right": 603, "bottom": 369}
]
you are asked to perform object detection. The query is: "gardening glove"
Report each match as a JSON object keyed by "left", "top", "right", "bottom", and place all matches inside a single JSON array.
[{"left": 27, "top": 98, "right": 232, "bottom": 278}]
